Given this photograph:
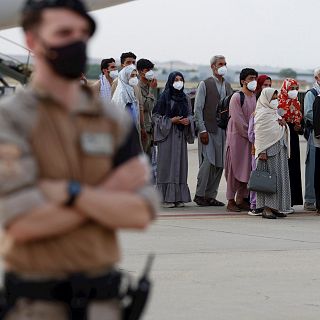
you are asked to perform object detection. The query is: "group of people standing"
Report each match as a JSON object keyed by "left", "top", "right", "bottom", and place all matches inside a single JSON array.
[
  {"left": 194, "top": 55, "right": 319, "bottom": 219},
  {"left": 91, "top": 53, "right": 196, "bottom": 208},
  {"left": 93, "top": 53, "right": 320, "bottom": 218}
]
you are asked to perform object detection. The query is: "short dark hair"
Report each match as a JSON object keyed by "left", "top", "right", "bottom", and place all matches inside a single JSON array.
[
  {"left": 120, "top": 52, "right": 136, "bottom": 65},
  {"left": 100, "top": 58, "right": 115, "bottom": 72},
  {"left": 21, "top": 0, "right": 96, "bottom": 36},
  {"left": 136, "top": 59, "right": 155, "bottom": 71},
  {"left": 240, "top": 68, "right": 258, "bottom": 87},
  {"left": 21, "top": 10, "right": 43, "bottom": 32}
]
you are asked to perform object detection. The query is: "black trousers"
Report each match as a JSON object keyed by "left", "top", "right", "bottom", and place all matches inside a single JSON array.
[
  {"left": 315, "top": 147, "right": 320, "bottom": 210},
  {"left": 288, "top": 124, "right": 303, "bottom": 206}
]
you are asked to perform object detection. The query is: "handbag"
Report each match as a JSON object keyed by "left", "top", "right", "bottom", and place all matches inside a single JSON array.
[{"left": 247, "top": 162, "right": 277, "bottom": 194}]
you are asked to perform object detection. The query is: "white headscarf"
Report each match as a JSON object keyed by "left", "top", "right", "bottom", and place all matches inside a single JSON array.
[
  {"left": 111, "top": 65, "right": 137, "bottom": 108},
  {"left": 254, "top": 88, "right": 290, "bottom": 158}
]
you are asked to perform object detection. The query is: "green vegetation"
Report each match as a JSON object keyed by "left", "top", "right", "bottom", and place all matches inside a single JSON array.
[
  {"left": 86, "top": 64, "right": 101, "bottom": 79},
  {"left": 279, "top": 68, "right": 297, "bottom": 79}
]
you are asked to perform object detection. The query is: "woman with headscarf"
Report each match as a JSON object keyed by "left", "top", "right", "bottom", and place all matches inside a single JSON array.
[
  {"left": 152, "top": 72, "right": 195, "bottom": 208},
  {"left": 278, "top": 78, "right": 303, "bottom": 209},
  {"left": 255, "top": 75, "right": 272, "bottom": 99},
  {"left": 254, "top": 88, "right": 291, "bottom": 219},
  {"left": 112, "top": 64, "right": 140, "bottom": 128}
]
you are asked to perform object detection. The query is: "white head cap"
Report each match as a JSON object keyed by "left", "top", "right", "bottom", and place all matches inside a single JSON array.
[
  {"left": 210, "top": 55, "right": 225, "bottom": 66},
  {"left": 314, "top": 67, "right": 320, "bottom": 78}
]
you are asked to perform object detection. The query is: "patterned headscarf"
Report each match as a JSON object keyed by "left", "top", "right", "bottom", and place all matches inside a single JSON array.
[{"left": 278, "top": 78, "right": 302, "bottom": 125}]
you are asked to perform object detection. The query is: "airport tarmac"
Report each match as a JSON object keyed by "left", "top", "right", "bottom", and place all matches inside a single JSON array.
[{"left": 120, "top": 138, "right": 320, "bottom": 320}]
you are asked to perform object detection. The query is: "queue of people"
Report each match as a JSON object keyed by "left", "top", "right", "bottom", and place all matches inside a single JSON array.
[{"left": 90, "top": 53, "right": 320, "bottom": 218}]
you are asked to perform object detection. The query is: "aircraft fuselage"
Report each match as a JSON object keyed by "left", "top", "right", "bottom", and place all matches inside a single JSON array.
[{"left": 0, "top": 0, "right": 134, "bottom": 30}]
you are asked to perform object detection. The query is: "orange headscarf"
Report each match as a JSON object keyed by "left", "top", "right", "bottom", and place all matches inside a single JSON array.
[{"left": 278, "top": 78, "right": 302, "bottom": 125}]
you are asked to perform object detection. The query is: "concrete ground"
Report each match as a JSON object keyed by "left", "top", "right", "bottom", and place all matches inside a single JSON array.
[{"left": 119, "top": 138, "right": 320, "bottom": 320}]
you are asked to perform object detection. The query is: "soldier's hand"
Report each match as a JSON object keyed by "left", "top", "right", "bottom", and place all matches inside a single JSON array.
[
  {"left": 39, "top": 180, "right": 68, "bottom": 205},
  {"left": 101, "top": 156, "right": 150, "bottom": 192}
]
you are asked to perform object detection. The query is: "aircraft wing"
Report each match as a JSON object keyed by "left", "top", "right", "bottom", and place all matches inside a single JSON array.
[{"left": 0, "top": 0, "right": 136, "bottom": 30}]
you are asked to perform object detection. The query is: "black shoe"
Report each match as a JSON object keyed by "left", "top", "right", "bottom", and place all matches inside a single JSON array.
[
  {"left": 271, "top": 208, "right": 287, "bottom": 218},
  {"left": 227, "top": 200, "right": 241, "bottom": 212},
  {"left": 248, "top": 208, "right": 263, "bottom": 216},
  {"left": 274, "top": 211, "right": 287, "bottom": 218},
  {"left": 206, "top": 198, "right": 225, "bottom": 207},
  {"left": 194, "top": 195, "right": 210, "bottom": 207},
  {"left": 236, "top": 202, "right": 250, "bottom": 211},
  {"left": 262, "top": 208, "right": 277, "bottom": 219}
]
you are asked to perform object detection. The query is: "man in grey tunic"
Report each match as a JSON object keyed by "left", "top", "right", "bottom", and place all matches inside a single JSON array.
[
  {"left": 194, "top": 55, "right": 233, "bottom": 206},
  {"left": 303, "top": 67, "right": 320, "bottom": 211}
]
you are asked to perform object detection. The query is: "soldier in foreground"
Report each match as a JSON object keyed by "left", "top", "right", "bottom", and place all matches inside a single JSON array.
[{"left": 0, "top": 0, "right": 158, "bottom": 319}]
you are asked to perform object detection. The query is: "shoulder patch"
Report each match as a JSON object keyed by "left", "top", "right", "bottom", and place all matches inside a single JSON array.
[{"left": 0, "top": 144, "right": 22, "bottom": 181}]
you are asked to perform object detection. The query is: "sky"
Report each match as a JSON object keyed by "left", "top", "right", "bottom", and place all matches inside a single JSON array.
[{"left": 0, "top": 0, "right": 319, "bottom": 70}]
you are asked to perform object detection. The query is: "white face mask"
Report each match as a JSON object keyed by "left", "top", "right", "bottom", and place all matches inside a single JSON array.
[
  {"left": 288, "top": 89, "right": 298, "bottom": 99},
  {"left": 217, "top": 66, "right": 227, "bottom": 76},
  {"left": 247, "top": 80, "right": 257, "bottom": 92},
  {"left": 269, "top": 99, "right": 279, "bottom": 110},
  {"left": 145, "top": 70, "right": 155, "bottom": 81},
  {"left": 109, "top": 70, "right": 119, "bottom": 79},
  {"left": 129, "top": 77, "right": 139, "bottom": 87},
  {"left": 173, "top": 81, "right": 184, "bottom": 91}
]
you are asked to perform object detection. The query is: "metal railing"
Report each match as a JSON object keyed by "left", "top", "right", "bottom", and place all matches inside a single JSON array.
[{"left": 0, "top": 35, "right": 33, "bottom": 86}]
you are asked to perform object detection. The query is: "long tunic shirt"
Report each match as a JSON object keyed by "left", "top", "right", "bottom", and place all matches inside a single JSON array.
[
  {"left": 194, "top": 77, "right": 227, "bottom": 168},
  {"left": 225, "top": 92, "right": 256, "bottom": 183}
]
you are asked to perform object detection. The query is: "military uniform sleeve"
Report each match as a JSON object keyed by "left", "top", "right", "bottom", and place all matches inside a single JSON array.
[
  {"left": 0, "top": 106, "right": 45, "bottom": 227},
  {"left": 113, "top": 124, "right": 142, "bottom": 167}
]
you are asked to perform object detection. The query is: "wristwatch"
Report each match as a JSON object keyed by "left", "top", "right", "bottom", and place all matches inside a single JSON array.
[{"left": 65, "top": 181, "right": 82, "bottom": 207}]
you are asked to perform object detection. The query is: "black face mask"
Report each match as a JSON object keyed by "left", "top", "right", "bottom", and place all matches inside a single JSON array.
[{"left": 44, "top": 40, "right": 87, "bottom": 79}]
